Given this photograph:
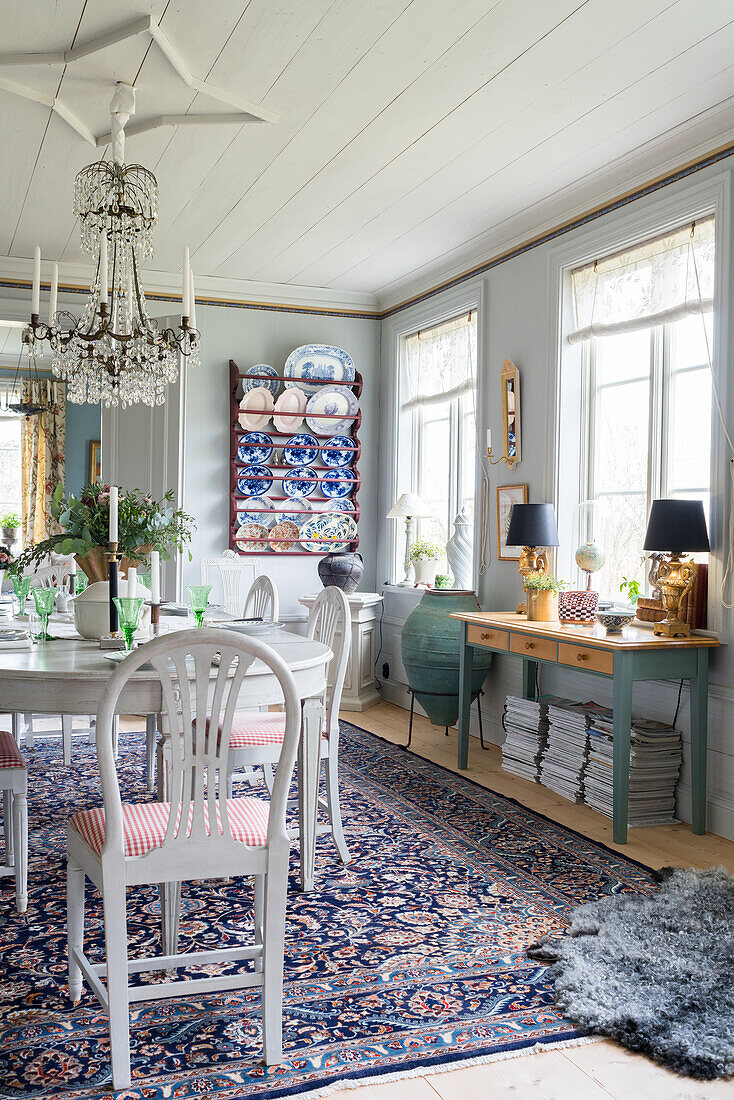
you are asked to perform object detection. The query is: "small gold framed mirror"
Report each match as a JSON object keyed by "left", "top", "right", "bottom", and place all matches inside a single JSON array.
[{"left": 501, "top": 359, "right": 520, "bottom": 469}]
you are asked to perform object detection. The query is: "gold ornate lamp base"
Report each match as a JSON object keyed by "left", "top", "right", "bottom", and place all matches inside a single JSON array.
[
  {"left": 654, "top": 554, "right": 697, "bottom": 637},
  {"left": 517, "top": 545, "right": 549, "bottom": 615}
]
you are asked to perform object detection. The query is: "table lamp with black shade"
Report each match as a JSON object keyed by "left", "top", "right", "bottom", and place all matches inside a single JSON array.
[
  {"left": 643, "top": 499, "right": 709, "bottom": 637},
  {"left": 505, "top": 503, "right": 560, "bottom": 614}
]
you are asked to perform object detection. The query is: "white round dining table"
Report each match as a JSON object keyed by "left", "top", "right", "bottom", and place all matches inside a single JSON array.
[{"left": 0, "top": 617, "right": 331, "bottom": 891}]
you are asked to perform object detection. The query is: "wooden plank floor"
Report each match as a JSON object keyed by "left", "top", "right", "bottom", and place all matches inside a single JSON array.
[{"left": 338, "top": 701, "right": 734, "bottom": 1100}]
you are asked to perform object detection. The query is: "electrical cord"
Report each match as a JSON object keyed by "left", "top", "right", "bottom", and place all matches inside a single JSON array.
[
  {"left": 672, "top": 678, "right": 684, "bottom": 728},
  {"left": 373, "top": 595, "right": 386, "bottom": 692}
]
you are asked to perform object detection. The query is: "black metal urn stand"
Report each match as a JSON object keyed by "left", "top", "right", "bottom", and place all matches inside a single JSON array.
[{"left": 406, "top": 688, "right": 488, "bottom": 750}]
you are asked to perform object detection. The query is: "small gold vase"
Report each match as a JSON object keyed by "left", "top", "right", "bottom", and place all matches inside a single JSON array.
[{"left": 654, "top": 554, "right": 697, "bottom": 637}]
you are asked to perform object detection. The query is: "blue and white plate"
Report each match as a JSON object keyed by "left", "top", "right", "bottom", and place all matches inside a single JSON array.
[
  {"left": 321, "top": 468, "right": 356, "bottom": 498},
  {"left": 238, "top": 498, "right": 276, "bottom": 527},
  {"left": 322, "top": 435, "right": 356, "bottom": 468},
  {"left": 283, "top": 433, "right": 318, "bottom": 466},
  {"left": 237, "top": 432, "right": 273, "bottom": 465},
  {"left": 243, "top": 364, "right": 280, "bottom": 398},
  {"left": 284, "top": 344, "right": 356, "bottom": 397},
  {"left": 300, "top": 512, "right": 358, "bottom": 554},
  {"left": 237, "top": 465, "right": 272, "bottom": 497},
  {"left": 306, "top": 387, "right": 359, "bottom": 437},
  {"left": 325, "top": 498, "right": 355, "bottom": 515},
  {"left": 282, "top": 465, "right": 319, "bottom": 498},
  {"left": 274, "top": 498, "right": 312, "bottom": 528}
]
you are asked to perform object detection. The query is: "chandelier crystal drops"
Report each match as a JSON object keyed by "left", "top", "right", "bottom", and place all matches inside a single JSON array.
[{"left": 26, "top": 84, "right": 199, "bottom": 407}]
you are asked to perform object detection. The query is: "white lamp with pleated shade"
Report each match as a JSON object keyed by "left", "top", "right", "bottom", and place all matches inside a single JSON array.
[{"left": 387, "top": 492, "right": 432, "bottom": 585}]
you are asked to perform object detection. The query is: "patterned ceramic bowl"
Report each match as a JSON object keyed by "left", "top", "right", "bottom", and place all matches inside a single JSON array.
[{"left": 596, "top": 610, "right": 635, "bottom": 634}]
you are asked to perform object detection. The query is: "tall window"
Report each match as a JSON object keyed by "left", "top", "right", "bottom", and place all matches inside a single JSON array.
[
  {"left": 569, "top": 217, "right": 714, "bottom": 598},
  {"left": 402, "top": 313, "right": 477, "bottom": 548},
  {"left": 0, "top": 383, "right": 22, "bottom": 528}
]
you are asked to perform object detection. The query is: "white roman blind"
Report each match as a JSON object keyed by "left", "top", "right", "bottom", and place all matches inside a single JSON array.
[
  {"left": 569, "top": 216, "right": 715, "bottom": 344},
  {"left": 402, "top": 312, "right": 476, "bottom": 410}
]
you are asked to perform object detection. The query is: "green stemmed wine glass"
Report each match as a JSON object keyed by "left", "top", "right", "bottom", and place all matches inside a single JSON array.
[
  {"left": 31, "top": 586, "right": 57, "bottom": 641},
  {"left": 113, "top": 596, "right": 145, "bottom": 651},
  {"left": 11, "top": 573, "right": 30, "bottom": 616},
  {"left": 186, "top": 584, "right": 212, "bottom": 628}
]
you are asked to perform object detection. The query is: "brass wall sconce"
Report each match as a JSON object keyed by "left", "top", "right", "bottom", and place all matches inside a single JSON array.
[{"left": 487, "top": 359, "right": 521, "bottom": 469}]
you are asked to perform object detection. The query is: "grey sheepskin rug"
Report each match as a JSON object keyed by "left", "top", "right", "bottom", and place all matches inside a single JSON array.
[{"left": 528, "top": 866, "right": 734, "bottom": 1079}]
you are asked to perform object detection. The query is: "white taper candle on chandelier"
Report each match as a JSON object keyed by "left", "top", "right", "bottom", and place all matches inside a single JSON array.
[
  {"left": 127, "top": 566, "right": 137, "bottom": 597},
  {"left": 99, "top": 231, "right": 109, "bottom": 306},
  {"left": 31, "top": 245, "right": 41, "bottom": 316},
  {"left": 48, "top": 263, "right": 58, "bottom": 325},
  {"left": 109, "top": 485, "right": 118, "bottom": 544},
  {"left": 150, "top": 550, "right": 160, "bottom": 604},
  {"left": 189, "top": 267, "right": 196, "bottom": 329},
  {"left": 182, "top": 246, "right": 191, "bottom": 319}
]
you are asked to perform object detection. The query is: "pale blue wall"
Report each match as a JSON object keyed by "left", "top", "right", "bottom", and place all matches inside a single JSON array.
[{"left": 65, "top": 399, "right": 101, "bottom": 496}]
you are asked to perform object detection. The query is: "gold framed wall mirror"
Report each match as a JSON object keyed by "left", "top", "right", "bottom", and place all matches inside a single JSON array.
[{"left": 501, "top": 359, "right": 521, "bottom": 469}]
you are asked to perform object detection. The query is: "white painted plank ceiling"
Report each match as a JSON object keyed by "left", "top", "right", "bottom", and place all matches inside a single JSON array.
[{"left": 1, "top": 0, "right": 733, "bottom": 309}]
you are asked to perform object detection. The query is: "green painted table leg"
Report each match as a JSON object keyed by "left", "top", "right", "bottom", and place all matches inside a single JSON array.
[
  {"left": 457, "top": 622, "right": 473, "bottom": 770},
  {"left": 522, "top": 659, "right": 538, "bottom": 701},
  {"left": 690, "top": 647, "right": 709, "bottom": 835},
  {"left": 612, "top": 651, "right": 633, "bottom": 845}
]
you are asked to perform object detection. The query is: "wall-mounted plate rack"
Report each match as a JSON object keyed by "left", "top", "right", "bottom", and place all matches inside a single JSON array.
[{"left": 229, "top": 358, "right": 361, "bottom": 556}]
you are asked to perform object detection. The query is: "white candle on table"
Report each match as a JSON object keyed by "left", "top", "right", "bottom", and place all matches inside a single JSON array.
[
  {"left": 189, "top": 267, "right": 196, "bottom": 329},
  {"left": 182, "top": 246, "right": 191, "bottom": 319},
  {"left": 127, "top": 566, "right": 137, "bottom": 597},
  {"left": 99, "top": 232, "right": 108, "bottom": 306},
  {"left": 48, "top": 263, "right": 58, "bottom": 325},
  {"left": 109, "top": 486, "right": 118, "bottom": 544},
  {"left": 31, "top": 245, "right": 41, "bottom": 316},
  {"left": 150, "top": 550, "right": 160, "bottom": 604}
]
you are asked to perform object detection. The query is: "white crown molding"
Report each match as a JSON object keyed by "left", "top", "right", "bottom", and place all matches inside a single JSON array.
[
  {"left": 375, "top": 99, "right": 734, "bottom": 315},
  {"left": 0, "top": 255, "right": 380, "bottom": 317}
]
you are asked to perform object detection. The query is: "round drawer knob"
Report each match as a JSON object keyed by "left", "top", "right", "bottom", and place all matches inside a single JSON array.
[
  {"left": 577, "top": 653, "right": 588, "bottom": 662},
  {"left": 481, "top": 632, "right": 490, "bottom": 640},
  {"left": 525, "top": 642, "right": 535, "bottom": 650}
]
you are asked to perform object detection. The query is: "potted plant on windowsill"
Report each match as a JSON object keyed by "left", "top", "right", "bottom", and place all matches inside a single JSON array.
[
  {"left": 409, "top": 538, "right": 445, "bottom": 585},
  {"left": 0, "top": 513, "right": 20, "bottom": 544},
  {"left": 524, "top": 571, "right": 564, "bottom": 621},
  {"left": 15, "top": 482, "right": 196, "bottom": 582}
]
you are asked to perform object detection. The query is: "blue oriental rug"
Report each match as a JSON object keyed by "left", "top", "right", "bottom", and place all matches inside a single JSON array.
[{"left": 0, "top": 722, "right": 654, "bottom": 1099}]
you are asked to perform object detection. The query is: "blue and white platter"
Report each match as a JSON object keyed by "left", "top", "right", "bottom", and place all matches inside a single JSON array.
[
  {"left": 306, "top": 386, "right": 359, "bottom": 436},
  {"left": 243, "top": 364, "right": 280, "bottom": 398},
  {"left": 282, "top": 465, "right": 319, "bottom": 498},
  {"left": 300, "top": 512, "right": 358, "bottom": 554},
  {"left": 237, "top": 465, "right": 272, "bottom": 497},
  {"left": 321, "top": 468, "right": 356, "bottom": 498},
  {"left": 283, "top": 432, "right": 318, "bottom": 466},
  {"left": 325, "top": 498, "right": 355, "bottom": 514},
  {"left": 321, "top": 435, "right": 356, "bottom": 468},
  {"left": 284, "top": 344, "right": 356, "bottom": 397},
  {"left": 237, "top": 432, "right": 273, "bottom": 465},
  {"left": 237, "top": 498, "right": 276, "bottom": 527}
]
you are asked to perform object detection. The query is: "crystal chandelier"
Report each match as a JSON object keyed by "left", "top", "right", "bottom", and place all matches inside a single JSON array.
[{"left": 26, "top": 84, "right": 199, "bottom": 407}]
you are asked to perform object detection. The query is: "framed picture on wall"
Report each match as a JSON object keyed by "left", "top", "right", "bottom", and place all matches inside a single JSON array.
[
  {"left": 497, "top": 484, "right": 528, "bottom": 560},
  {"left": 88, "top": 440, "right": 101, "bottom": 483}
]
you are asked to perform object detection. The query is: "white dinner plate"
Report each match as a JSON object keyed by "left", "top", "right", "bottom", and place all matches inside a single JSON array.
[{"left": 215, "top": 620, "right": 284, "bottom": 635}]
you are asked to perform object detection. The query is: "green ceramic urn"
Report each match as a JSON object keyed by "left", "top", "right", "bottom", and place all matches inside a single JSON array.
[{"left": 401, "top": 589, "right": 493, "bottom": 727}]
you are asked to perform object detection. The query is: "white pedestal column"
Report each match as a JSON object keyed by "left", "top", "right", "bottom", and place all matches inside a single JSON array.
[{"left": 298, "top": 591, "right": 383, "bottom": 712}]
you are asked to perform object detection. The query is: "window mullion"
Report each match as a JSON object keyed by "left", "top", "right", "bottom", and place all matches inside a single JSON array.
[{"left": 648, "top": 326, "right": 664, "bottom": 506}]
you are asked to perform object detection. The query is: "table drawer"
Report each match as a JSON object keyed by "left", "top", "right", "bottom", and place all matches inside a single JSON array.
[
  {"left": 558, "top": 642, "right": 613, "bottom": 676},
  {"left": 468, "top": 625, "right": 508, "bottom": 651},
  {"left": 509, "top": 632, "right": 556, "bottom": 661}
]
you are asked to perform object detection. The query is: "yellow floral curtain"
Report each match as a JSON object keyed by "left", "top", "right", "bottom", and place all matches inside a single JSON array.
[{"left": 21, "top": 379, "right": 66, "bottom": 546}]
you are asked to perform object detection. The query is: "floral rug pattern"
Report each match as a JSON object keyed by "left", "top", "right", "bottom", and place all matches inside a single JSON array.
[{"left": 0, "top": 723, "right": 654, "bottom": 1099}]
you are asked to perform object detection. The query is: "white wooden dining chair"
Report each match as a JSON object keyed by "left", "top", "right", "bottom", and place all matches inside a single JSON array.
[
  {"left": 243, "top": 575, "right": 279, "bottom": 622},
  {"left": 226, "top": 587, "right": 352, "bottom": 863},
  {"left": 66, "top": 627, "right": 308, "bottom": 1091},
  {"left": 0, "top": 729, "right": 28, "bottom": 913}
]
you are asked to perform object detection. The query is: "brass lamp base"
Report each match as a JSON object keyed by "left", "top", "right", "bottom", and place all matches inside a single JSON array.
[
  {"left": 517, "top": 545, "right": 548, "bottom": 617},
  {"left": 653, "top": 553, "right": 697, "bottom": 638}
]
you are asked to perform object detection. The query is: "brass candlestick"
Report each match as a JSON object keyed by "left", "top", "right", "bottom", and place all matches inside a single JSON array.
[
  {"left": 107, "top": 543, "right": 120, "bottom": 636},
  {"left": 654, "top": 554, "right": 697, "bottom": 637}
]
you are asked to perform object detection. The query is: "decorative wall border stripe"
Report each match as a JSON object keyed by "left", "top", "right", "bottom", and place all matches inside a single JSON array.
[{"left": 3, "top": 136, "right": 734, "bottom": 324}]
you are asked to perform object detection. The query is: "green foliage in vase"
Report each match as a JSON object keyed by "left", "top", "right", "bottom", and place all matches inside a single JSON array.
[
  {"left": 524, "top": 571, "right": 565, "bottom": 593},
  {"left": 0, "top": 512, "right": 20, "bottom": 529},
  {"left": 619, "top": 576, "right": 642, "bottom": 605},
  {"left": 15, "top": 482, "right": 196, "bottom": 573},
  {"left": 409, "top": 538, "right": 444, "bottom": 562}
]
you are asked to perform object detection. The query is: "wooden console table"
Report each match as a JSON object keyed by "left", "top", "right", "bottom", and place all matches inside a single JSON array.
[{"left": 451, "top": 611, "right": 719, "bottom": 844}]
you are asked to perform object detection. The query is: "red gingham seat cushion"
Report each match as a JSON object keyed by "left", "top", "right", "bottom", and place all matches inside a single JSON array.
[
  {"left": 226, "top": 712, "right": 329, "bottom": 750},
  {"left": 70, "top": 796, "right": 270, "bottom": 858},
  {"left": 0, "top": 730, "right": 23, "bottom": 769}
]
